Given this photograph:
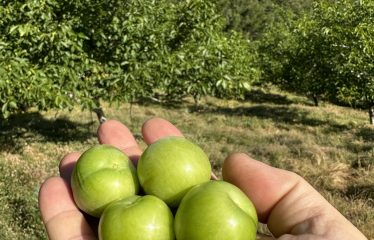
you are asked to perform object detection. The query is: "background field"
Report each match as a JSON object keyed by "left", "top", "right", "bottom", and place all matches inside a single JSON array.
[{"left": 0, "top": 88, "right": 373, "bottom": 239}]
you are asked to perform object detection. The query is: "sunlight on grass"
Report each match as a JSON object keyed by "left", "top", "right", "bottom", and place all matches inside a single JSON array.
[{"left": 0, "top": 88, "right": 373, "bottom": 239}]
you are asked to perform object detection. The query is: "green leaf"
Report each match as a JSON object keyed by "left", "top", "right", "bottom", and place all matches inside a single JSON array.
[
  {"left": 9, "top": 101, "right": 17, "bottom": 109},
  {"left": 1, "top": 102, "right": 8, "bottom": 113}
]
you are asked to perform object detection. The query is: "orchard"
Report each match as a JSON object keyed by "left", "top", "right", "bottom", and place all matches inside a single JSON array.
[
  {"left": 0, "top": 0, "right": 258, "bottom": 119},
  {"left": 71, "top": 136, "right": 258, "bottom": 240},
  {"left": 1, "top": 0, "right": 373, "bottom": 124}
]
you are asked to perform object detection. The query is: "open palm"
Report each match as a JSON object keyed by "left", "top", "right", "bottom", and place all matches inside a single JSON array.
[{"left": 39, "top": 118, "right": 367, "bottom": 240}]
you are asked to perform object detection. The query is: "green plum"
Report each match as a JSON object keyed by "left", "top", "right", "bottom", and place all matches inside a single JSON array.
[
  {"left": 99, "top": 195, "right": 174, "bottom": 240},
  {"left": 175, "top": 180, "right": 258, "bottom": 240},
  {"left": 137, "top": 136, "right": 211, "bottom": 208},
  {"left": 71, "top": 144, "right": 139, "bottom": 217}
]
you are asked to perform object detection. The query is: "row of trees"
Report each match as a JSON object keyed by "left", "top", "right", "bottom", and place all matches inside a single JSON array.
[
  {"left": 218, "top": 0, "right": 374, "bottom": 124},
  {"left": 1, "top": 0, "right": 373, "bottom": 124},
  {"left": 0, "top": 0, "right": 258, "bottom": 118},
  {"left": 259, "top": 0, "right": 374, "bottom": 123}
]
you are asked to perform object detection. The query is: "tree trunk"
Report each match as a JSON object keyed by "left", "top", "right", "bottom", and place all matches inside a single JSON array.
[
  {"left": 92, "top": 97, "right": 107, "bottom": 124},
  {"left": 369, "top": 105, "right": 374, "bottom": 125},
  {"left": 92, "top": 107, "right": 107, "bottom": 124},
  {"left": 312, "top": 94, "right": 319, "bottom": 107}
]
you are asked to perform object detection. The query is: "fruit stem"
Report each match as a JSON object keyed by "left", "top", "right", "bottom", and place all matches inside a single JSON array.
[{"left": 211, "top": 172, "right": 218, "bottom": 180}]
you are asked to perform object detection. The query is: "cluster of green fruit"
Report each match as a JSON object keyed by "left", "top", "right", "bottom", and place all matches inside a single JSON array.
[{"left": 71, "top": 136, "right": 258, "bottom": 240}]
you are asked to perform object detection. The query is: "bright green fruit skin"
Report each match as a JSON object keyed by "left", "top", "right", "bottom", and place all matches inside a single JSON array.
[
  {"left": 137, "top": 136, "right": 211, "bottom": 208},
  {"left": 99, "top": 195, "right": 174, "bottom": 240},
  {"left": 71, "top": 144, "right": 139, "bottom": 217},
  {"left": 175, "top": 180, "right": 258, "bottom": 240}
]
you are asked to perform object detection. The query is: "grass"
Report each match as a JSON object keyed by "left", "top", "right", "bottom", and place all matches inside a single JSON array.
[{"left": 0, "top": 87, "right": 373, "bottom": 239}]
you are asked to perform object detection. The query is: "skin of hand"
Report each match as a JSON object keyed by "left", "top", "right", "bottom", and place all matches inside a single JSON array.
[{"left": 38, "top": 118, "right": 368, "bottom": 240}]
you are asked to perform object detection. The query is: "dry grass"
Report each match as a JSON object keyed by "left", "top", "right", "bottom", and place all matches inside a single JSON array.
[{"left": 0, "top": 87, "right": 373, "bottom": 239}]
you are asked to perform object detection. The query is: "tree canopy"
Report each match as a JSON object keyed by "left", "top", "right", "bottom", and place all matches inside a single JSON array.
[
  {"left": 217, "top": 0, "right": 313, "bottom": 39},
  {"left": 0, "top": 0, "right": 259, "bottom": 118},
  {"left": 258, "top": 0, "right": 374, "bottom": 123},
  {"left": 2, "top": 0, "right": 374, "bottom": 124}
]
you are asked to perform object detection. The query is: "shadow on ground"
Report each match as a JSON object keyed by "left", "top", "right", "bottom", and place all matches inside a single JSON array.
[
  {"left": 355, "top": 126, "right": 374, "bottom": 142},
  {"left": 137, "top": 88, "right": 311, "bottom": 110},
  {"left": 244, "top": 89, "right": 296, "bottom": 105},
  {"left": 198, "top": 104, "right": 349, "bottom": 132},
  {"left": 0, "top": 112, "right": 96, "bottom": 153},
  {"left": 344, "top": 184, "right": 374, "bottom": 207}
]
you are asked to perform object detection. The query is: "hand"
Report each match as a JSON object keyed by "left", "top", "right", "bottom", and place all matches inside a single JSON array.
[{"left": 39, "top": 118, "right": 367, "bottom": 240}]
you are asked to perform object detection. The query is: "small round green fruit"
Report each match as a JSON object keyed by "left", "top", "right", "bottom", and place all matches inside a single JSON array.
[
  {"left": 137, "top": 136, "right": 211, "bottom": 208},
  {"left": 99, "top": 195, "right": 174, "bottom": 240},
  {"left": 175, "top": 180, "right": 258, "bottom": 240},
  {"left": 71, "top": 144, "right": 139, "bottom": 217}
]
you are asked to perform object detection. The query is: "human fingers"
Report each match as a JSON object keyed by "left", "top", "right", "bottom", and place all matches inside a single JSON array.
[
  {"left": 42, "top": 118, "right": 142, "bottom": 239},
  {"left": 59, "top": 152, "right": 81, "bottom": 182},
  {"left": 97, "top": 119, "right": 142, "bottom": 165},
  {"left": 222, "top": 153, "right": 367, "bottom": 239},
  {"left": 99, "top": 117, "right": 216, "bottom": 197},
  {"left": 60, "top": 119, "right": 141, "bottom": 177},
  {"left": 141, "top": 117, "right": 218, "bottom": 180},
  {"left": 277, "top": 234, "right": 327, "bottom": 240},
  {"left": 141, "top": 117, "right": 183, "bottom": 144},
  {"left": 60, "top": 118, "right": 182, "bottom": 184},
  {"left": 39, "top": 177, "right": 97, "bottom": 240},
  {"left": 222, "top": 153, "right": 298, "bottom": 222},
  {"left": 39, "top": 119, "right": 144, "bottom": 240}
]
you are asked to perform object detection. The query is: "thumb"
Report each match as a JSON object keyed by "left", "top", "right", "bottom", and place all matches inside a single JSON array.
[{"left": 222, "top": 153, "right": 367, "bottom": 239}]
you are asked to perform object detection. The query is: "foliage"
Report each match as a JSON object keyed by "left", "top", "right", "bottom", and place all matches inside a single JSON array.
[
  {"left": 0, "top": 0, "right": 96, "bottom": 118},
  {"left": 326, "top": 0, "right": 374, "bottom": 109},
  {"left": 217, "top": 0, "right": 273, "bottom": 39},
  {"left": 256, "top": 8, "right": 297, "bottom": 87},
  {"left": 293, "top": 0, "right": 374, "bottom": 109},
  {"left": 258, "top": 0, "right": 374, "bottom": 118},
  {"left": 258, "top": 7, "right": 339, "bottom": 105},
  {"left": 0, "top": 0, "right": 259, "bottom": 118},
  {"left": 71, "top": 0, "right": 259, "bottom": 103},
  {"left": 217, "top": 0, "right": 313, "bottom": 40}
]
